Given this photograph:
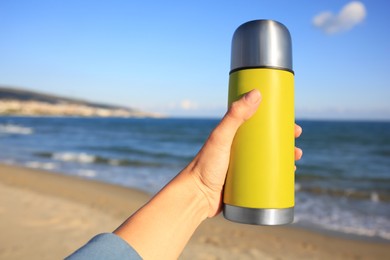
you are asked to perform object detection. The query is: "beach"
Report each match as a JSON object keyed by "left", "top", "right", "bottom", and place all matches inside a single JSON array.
[
  {"left": 1, "top": 118, "right": 389, "bottom": 241},
  {"left": 0, "top": 163, "right": 388, "bottom": 260}
]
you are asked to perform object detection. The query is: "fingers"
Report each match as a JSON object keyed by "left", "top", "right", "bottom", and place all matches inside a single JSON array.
[
  {"left": 294, "top": 125, "right": 303, "bottom": 167},
  {"left": 207, "top": 89, "right": 261, "bottom": 151},
  {"left": 295, "top": 124, "right": 302, "bottom": 138},
  {"left": 295, "top": 147, "right": 303, "bottom": 160}
]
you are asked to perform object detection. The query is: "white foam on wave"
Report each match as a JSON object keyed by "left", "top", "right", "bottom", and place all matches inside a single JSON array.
[
  {"left": 52, "top": 152, "right": 95, "bottom": 164},
  {"left": 109, "top": 159, "right": 120, "bottom": 166},
  {"left": 25, "top": 161, "right": 56, "bottom": 170},
  {"left": 0, "top": 124, "right": 33, "bottom": 135},
  {"left": 295, "top": 192, "right": 390, "bottom": 240},
  {"left": 2, "top": 159, "right": 15, "bottom": 165},
  {"left": 370, "top": 192, "right": 380, "bottom": 203},
  {"left": 77, "top": 169, "right": 96, "bottom": 178}
]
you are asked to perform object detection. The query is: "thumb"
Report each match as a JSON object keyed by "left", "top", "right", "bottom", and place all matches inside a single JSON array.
[{"left": 207, "top": 89, "right": 261, "bottom": 151}]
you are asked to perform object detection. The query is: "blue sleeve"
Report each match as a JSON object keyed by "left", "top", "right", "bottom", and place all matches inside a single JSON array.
[{"left": 65, "top": 233, "right": 142, "bottom": 260}]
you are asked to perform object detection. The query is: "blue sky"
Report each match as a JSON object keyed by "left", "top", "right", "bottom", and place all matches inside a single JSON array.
[{"left": 0, "top": 1, "right": 389, "bottom": 119}]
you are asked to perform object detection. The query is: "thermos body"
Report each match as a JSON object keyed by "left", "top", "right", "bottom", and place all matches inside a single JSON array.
[{"left": 223, "top": 20, "right": 295, "bottom": 225}]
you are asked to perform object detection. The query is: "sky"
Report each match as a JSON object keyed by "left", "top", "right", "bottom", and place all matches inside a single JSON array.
[{"left": 0, "top": 0, "right": 389, "bottom": 120}]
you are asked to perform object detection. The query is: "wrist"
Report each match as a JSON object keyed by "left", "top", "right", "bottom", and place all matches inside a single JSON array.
[
  {"left": 114, "top": 168, "right": 210, "bottom": 259},
  {"left": 182, "top": 167, "right": 219, "bottom": 218},
  {"left": 177, "top": 169, "right": 210, "bottom": 221}
]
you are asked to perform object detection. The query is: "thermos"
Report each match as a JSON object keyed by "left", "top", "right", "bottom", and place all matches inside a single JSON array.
[{"left": 223, "top": 20, "right": 295, "bottom": 225}]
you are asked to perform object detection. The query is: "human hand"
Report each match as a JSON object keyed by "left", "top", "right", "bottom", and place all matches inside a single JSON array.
[
  {"left": 187, "top": 89, "right": 303, "bottom": 217},
  {"left": 113, "top": 89, "right": 302, "bottom": 259}
]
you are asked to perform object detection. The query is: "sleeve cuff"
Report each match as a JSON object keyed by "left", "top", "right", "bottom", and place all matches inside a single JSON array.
[{"left": 65, "top": 233, "right": 142, "bottom": 260}]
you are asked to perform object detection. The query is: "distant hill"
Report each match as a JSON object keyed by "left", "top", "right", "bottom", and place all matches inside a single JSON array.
[
  {"left": 0, "top": 86, "right": 159, "bottom": 117},
  {"left": 0, "top": 86, "right": 132, "bottom": 110}
]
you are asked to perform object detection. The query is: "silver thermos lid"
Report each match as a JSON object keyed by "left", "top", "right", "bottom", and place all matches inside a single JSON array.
[{"left": 230, "top": 20, "right": 293, "bottom": 74}]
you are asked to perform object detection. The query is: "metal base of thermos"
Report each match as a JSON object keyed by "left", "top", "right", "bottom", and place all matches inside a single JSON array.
[{"left": 223, "top": 204, "right": 294, "bottom": 225}]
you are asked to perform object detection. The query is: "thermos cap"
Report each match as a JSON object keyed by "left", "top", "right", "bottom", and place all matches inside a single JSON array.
[{"left": 230, "top": 20, "right": 293, "bottom": 73}]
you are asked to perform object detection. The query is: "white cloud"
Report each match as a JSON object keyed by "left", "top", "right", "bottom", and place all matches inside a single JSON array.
[
  {"left": 313, "top": 1, "right": 366, "bottom": 34},
  {"left": 140, "top": 100, "right": 228, "bottom": 117},
  {"left": 180, "top": 99, "right": 198, "bottom": 110}
]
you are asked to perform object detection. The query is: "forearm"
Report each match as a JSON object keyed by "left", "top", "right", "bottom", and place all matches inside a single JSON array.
[
  {"left": 113, "top": 90, "right": 264, "bottom": 259},
  {"left": 114, "top": 169, "right": 208, "bottom": 259}
]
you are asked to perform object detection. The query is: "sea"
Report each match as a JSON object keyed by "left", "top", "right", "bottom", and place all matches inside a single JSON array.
[{"left": 0, "top": 117, "right": 389, "bottom": 241}]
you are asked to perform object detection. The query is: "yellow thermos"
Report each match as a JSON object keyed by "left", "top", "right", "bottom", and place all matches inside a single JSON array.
[{"left": 223, "top": 20, "right": 295, "bottom": 225}]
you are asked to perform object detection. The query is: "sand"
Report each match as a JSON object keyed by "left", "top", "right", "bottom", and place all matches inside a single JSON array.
[{"left": 0, "top": 163, "right": 388, "bottom": 260}]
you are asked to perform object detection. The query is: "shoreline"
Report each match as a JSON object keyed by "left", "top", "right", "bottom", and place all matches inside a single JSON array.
[
  {"left": 0, "top": 163, "right": 388, "bottom": 259},
  {"left": 2, "top": 161, "right": 388, "bottom": 243}
]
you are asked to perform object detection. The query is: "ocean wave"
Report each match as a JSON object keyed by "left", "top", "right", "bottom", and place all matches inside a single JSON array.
[
  {"left": 25, "top": 161, "right": 56, "bottom": 170},
  {"left": 297, "top": 184, "right": 390, "bottom": 202},
  {"left": 34, "top": 151, "right": 168, "bottom": 167},
  {"left": 295, "top": 193, "right": 390, "bottom": 240},
  {"left": 84, "top": 145, "right": 193, "bottom": 161},
  {"left": 52, "top": 152, "right": 95, "bottom": 163},
  {"left": 0, "top": 124, "right": 34, "bottom": 135},
  {"left": 374, "top": 149, "right": 390, "bottom": 157},
  {"left": 77, "top": 169, "right": 97, "bottom": 178}
]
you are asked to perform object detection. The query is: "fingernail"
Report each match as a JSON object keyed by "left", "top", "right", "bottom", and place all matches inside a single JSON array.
[{"left": 244, "top": 89, "right": 261, "bottom": 104}]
